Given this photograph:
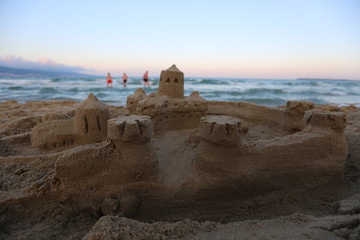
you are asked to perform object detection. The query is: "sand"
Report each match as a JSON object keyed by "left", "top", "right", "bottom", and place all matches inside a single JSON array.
[{"left": 0, "top": 98, "right": 359, "bottom": 240}]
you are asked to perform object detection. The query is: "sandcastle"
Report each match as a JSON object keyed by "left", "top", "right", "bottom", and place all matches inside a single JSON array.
[
  {"left": 31, "top": 93, "right": 109, "bottom": 149},
  {"left": 28, "top": 64, "right": 348, "bottom": 202}
]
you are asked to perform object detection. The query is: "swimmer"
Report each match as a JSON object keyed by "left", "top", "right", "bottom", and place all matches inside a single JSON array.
[
  {"left": 143, "top": 70, "right": 149, "bottom": 87},
  {"left": 106, "top": 72, "right": 113, "bottom": 88},
  {"left": 122, "top": 72, "right": 128, "bottom": 87}
]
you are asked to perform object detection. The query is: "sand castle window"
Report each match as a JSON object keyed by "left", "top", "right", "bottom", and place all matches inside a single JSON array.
[
  {"left": 175, "top": 78, "right": 178, "bottom": 83},
  {"left": 96, "top": 115, "right": 101, "bottom": 131},
  {"left": 306, "top": 115, "right": 313, "bottom": 125},
  {"left": 84, "top": 116, "right": 89, "bottom": 134},
  {"left": 166, "top": 77, "right": 170, "bottom": 83}
]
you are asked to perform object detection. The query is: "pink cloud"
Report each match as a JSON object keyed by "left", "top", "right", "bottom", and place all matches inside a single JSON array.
[{"left": 0, "top": 55, "right": 91, "bottom": 73}]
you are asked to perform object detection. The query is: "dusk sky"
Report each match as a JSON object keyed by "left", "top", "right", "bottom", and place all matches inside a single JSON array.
[{"left": 0, "top": 0, "right": 359, "bottom": 79}]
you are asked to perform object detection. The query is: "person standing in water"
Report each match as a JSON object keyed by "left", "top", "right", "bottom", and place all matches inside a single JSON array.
[
  {"left": 106, "top": 72, "right": 113, "bottom": 88},
  {"left": 122, "top": 72, "right": 128, "bottom": 87},
  {"left": 143, "top": 70, "right": 149, "bottom": 87}
]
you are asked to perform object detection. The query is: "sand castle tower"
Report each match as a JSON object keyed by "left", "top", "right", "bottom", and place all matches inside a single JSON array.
[
  {"left": 74, "top": 93, "right": 109, "bottom": 144},
  {"left": 158, "top": 64, "right": 184, "bottom": 98},
  {"left": 196, "top": 115, "right": 243, "bottom": 174},
  {"left": 107, "top": 115, "right": 159, "bottom": 180}
]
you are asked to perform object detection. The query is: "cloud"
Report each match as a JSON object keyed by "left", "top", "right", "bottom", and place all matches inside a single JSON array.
[{"left": 0, "top": 55, "right": 92, "bottom": 73}]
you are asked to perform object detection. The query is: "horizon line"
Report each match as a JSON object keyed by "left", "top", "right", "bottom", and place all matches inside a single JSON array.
[{"left": 1, "top": 65, "right": 359, "bottom": 82}]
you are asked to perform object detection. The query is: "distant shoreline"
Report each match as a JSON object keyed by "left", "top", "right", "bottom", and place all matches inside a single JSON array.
[
  {"left": 0, "top": 65, "right": 97, "bottom": 78},
  {"left": 1, "top": 65, "right": 359, "bottom": 81}
]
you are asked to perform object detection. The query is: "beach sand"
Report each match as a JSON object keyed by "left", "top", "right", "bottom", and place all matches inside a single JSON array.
[{"left": 0, "top": 97, "right": 359, "bottom": 240}]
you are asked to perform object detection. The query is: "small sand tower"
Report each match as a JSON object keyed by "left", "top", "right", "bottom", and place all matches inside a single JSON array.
[
  {"left": 158, "top": 64, "right": 184, "bottom": 98},
  {"left": 74, "top": 93, "right": 109, "bottom": 144}
]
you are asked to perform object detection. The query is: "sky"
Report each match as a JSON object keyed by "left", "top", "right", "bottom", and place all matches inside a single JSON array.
[{"left": 0, "top": 0, "right": 359, "bottom": 79}]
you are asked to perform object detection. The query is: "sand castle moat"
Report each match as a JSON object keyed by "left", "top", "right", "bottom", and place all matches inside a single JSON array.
[{"left": 1, "top": 65, "right": 359, "bottom": 239}]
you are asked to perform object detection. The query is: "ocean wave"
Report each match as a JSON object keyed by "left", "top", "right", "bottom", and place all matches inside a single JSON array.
[
  {"left": 238, "top": 97, "right": 286, "bottom": 106},
  {"left": 50, "top": 96, "right": 78, "bottom": 101},
  {"left": 190, "top": 78, "right": 234, "bottom": 85},
  {"left": 39, "top": 87, "right": 58, "bottom": 94},
  {"left": 96, "top": 93, "right": 108, "bottom": 98},
  {"left": 243, "top": 88, "right": 286, "bottom": 95},
  {"left": 2, "top": 76, "right": 360, "bottom": 106},
  {"left": 88, "top": 88, "right": 108, "bottom": 92},
  {"left": 8, "top": 86, "right": 25, "bottom": 90},
  {"left": 69, "top": 87, "right": 80, "bottom": 92}
]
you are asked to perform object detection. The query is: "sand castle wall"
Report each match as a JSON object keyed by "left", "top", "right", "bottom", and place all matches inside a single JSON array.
[
  {"left": 151, "top": 110, "right": 206, "bottom": 131},
  {"left": 195, "top": 111, "right": 347, "bottom": 193},
  {"left": 31, "top": 119, "right": 75, "bottom": 149},
  {"left": 127, "top": 91, "right": 208, "bottom": 132},
  {"left": 207, "top": 100, "right": 314, "bottom": 132}
]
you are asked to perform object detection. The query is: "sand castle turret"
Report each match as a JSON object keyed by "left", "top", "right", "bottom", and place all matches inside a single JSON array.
[
  {"left": 74, "top": 93, "right": 109, "bottom": 144},
  {"left": 107, "top": 115, "right": 158, "bottom": 180},
  {"left": 158, "top": 64, "right": 184, "bottom": 98},
  {"left": 196, "top": 115, "right": 243, "bottom": 173}
]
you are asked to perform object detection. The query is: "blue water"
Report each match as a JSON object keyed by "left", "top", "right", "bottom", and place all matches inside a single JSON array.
[{"left": 0, "top": 76, "right": 359, "bottom": 107}]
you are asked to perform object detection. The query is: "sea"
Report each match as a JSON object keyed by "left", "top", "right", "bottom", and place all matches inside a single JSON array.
[{"left": 1, "top": 76, "right": 360, "bottom": 107}]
